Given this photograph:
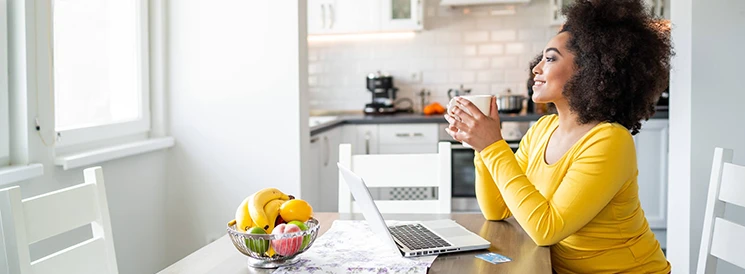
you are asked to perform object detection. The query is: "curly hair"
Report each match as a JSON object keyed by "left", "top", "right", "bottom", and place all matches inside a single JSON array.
[{"left": 557, "top": 0, "right": 673, "bottom": 135}]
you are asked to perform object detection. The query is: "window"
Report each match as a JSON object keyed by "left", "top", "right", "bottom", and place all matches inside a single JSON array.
[
  {"left": 1, "top": 1, "right": 9, "bottom": 166},
  {"left": 52, "top": 0, "right": 149, "bottom": 147}
]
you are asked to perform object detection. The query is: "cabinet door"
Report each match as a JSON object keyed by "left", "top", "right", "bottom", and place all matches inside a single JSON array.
[
  {"left": 308, "top": 0, "right": 333, "bottom": 35},
  {"left": 633, "top": 119, "right": 669, "bottom": 229},
  {"left": 305, "top": 135, "right": 323, "bottom": 209},
  {"left": 380, "top": 0, "right": 423, "bottom": 32},
  {"left": 327, "top": 0, "right": 380, "bottom": 34},
  {"left": 319, "top": 127, "right": 342, "bottom": 212},
  {"left": 550, "top": 0, "right": 572, "bottom": 26},
  {"left": 354, "top": 125, "right": 379, "bottom": 155},
  {"left": 378, "top": 124, "right": 438, "bottom": 154}
]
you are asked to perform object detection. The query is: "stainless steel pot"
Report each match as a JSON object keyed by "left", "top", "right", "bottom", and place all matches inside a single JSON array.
[{"left": 496, "top": 89, "right": 526, "bottom": 114}]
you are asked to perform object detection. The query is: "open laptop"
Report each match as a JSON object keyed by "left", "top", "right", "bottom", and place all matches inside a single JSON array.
[{"left": 337, "top": 163, "right": 491, "bottom": 257}]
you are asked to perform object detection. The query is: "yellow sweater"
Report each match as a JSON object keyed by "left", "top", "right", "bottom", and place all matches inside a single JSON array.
[{"left": 475, "top": 115, "right": 671, "bottom": 273}]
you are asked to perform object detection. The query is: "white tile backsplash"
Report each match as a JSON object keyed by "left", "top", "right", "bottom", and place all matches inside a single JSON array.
[
  {"left": 491, "top": 30, "right": 517, "bottom": 41},
  {"left": 308, "top": 0, "right": 556, "bottom": 111},
  {"left": 463, "top": 31, "right": 490, "bottom": 43},
  {"left": 477, "top": 44, "right": 505, "bottom": 55}
]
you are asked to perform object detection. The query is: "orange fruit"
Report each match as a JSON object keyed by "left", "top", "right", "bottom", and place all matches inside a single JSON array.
[{"left": 279, "top": 199, "right": 313, "bottom": 222}]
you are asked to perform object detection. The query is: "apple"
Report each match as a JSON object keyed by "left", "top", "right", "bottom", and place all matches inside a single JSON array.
[
  {"left": 287, "top": 220, "right": 311, "bottom": 249},
  {"left": 270, "top": 223, "right": 303, "bottom": 256},
  {"left": 245, "top": 227, "right": 269, "bottom": 254}
]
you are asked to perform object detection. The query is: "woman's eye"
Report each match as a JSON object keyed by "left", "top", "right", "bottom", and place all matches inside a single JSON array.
[{"left": 546, "top": 57, "right": 556, "bottom": 62}]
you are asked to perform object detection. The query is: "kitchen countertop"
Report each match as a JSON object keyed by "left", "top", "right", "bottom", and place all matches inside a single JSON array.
[{"left": 310, "top": 110, "right": 669, "bottom": 135}]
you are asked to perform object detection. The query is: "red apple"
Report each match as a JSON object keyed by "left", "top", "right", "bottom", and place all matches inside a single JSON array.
[{"left": 271, "top": 223, "right": 303, "bottom": 256}]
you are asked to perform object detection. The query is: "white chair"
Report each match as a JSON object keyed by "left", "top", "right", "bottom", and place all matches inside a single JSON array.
[
  {"left": 0, "top": 166, "right": 118, "bottom": 274},
  {"left": 338, "top": 142, "right": 452, "bottom": 214},
  {"left": 697, "top": 147, "right": 745, "bottom": 273}
]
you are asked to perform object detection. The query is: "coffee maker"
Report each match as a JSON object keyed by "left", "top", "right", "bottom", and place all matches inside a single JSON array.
[{"left": 364, "top": 71, "right": 398, "bottom": 115}]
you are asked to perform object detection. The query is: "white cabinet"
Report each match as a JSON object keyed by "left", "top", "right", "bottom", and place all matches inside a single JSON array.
[
  {"left": 341, "top": 124, "right": 380, "bottom": 155},
  {"left": 308, "top": 0, "right": 381, "bottom": 35},
  {"left": 308, "top": 0, "right": 424, "bottom": 35},
  {"left": 306, "top": 134, "right": 323, "bottom": 209},
  {"left": 381, "top": 0, "right": 424, "bottom": 32},
  {"left": 549, "top": 0, "right": 573, "bottom": 26},
  {"left": 633, "top": 119, "right": 669, "bottom": 230},
  {"left": 340, "top": 124, "right": 439, "bottom": 155},
  {"left": 307, "top": 0, "right": 332, "bottom": 35},
  {"left": 319, "top": 127, "right": 342, "bottom": 212},
  {"left": 550, "top": 0, "right": 665, "bottom": 26},
  {"left": 378, "top": 124, "right": 438, "bottom": 154},
  {"left": 308, "top": 127, "right": 342, "bottom": 212}
]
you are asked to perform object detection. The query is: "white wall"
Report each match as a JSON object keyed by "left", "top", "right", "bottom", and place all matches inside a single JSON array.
[
  {"left": 2, "top": 2, "right": 169, "bottom": 274},
  {"left": 308, "top": 0, "right": 557, "bottom": 112},
  {"left": 667, "top": 0, "right": 745, "bottom": 273},
  {"left": 165, "top": 0, "right": 309, "bottom": 265}
]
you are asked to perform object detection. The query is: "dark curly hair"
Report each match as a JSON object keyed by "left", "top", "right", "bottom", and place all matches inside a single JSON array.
[{"left": 554, "top": 0, "right": 673, "bottom": 135}]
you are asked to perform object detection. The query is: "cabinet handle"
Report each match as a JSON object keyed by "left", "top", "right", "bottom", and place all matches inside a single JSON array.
[
  {"left": 365, "top": 131, "right": 371, "bottom": 154},
  {"left": 310, "top": 136, "right": 320, "bottom": 143},
  {"left": 323, "top": 136, "right": 330, "bottom": 167},
  {"left": 321, "top": 4, "right": 326, "bottom": 29},
  {"left": 395, "top": 132, "right": 424, "bottom": 137},
  {"left": 328, "top": 3, "right": 335, "bottom": 28}
]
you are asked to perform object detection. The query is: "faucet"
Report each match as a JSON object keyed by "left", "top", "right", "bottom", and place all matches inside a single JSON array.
[{"left": 418, "top": 89, "right": 431, "bottom": 114}]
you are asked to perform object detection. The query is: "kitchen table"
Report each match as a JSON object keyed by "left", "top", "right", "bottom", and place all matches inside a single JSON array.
[{"left": 158, "top": 212, "right": 551, "bottom": 274}]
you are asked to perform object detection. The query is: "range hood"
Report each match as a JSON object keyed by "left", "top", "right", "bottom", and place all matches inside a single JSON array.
[{"left": 440, "top": 0, "right": 530, "bottom": 6}]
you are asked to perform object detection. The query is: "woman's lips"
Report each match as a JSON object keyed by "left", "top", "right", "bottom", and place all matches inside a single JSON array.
[{"left": 533, "top": 80, "right": 546, "bottom": 89}]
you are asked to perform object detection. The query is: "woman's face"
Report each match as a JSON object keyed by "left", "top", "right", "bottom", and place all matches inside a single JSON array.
[{"left": 531, "top": 32, "right": 576, "bottom": 104}]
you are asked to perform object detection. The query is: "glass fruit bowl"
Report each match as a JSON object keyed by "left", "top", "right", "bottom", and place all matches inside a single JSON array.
[{"left": 226, "top": 218, "right": 320, "bottom": 269}]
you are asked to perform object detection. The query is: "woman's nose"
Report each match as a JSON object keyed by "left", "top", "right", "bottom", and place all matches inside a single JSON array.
[{"left": 532, "top": 60, "right": 543, "bottom": 75}]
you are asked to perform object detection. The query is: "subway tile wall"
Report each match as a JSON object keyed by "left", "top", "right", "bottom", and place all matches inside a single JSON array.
[{"left": 308, "top": 0, "right": 559, "bottom": 112}]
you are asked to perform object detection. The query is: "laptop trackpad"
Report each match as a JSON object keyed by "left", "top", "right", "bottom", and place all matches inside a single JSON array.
[{"left": 434, "top": 227, "right": 472, "bottom": 238}]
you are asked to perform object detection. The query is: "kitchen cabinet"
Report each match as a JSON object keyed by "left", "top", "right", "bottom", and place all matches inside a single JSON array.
[
  {"left": 633, "top": 119, "right": 669, "bottom": 230},
  {"left": 378, "top": 124, "right": 438, "bottom": 154},
  {"left": 306, "top": 134, "right": 322, "bottom": 209},
  {"left": 550, "top": 0, "right": 665, "bottom": 26},
  {"left": 307, "top": 0, "right": 424, "bottom": 35},
  {"left": 341, "top": 125, "right": 380, "bottom": 155},
  {"left": 340, "top": 124, "right": 439, "bottom": 155},
  {"left": 380, "top": 0, "right": 424, "bottom": 32},
  {"left": 308, "top": 0, "right": 380, "bottom": 35},
  {"left": 308, "top": 127, "right": 342, "bottom": 212},
  {"left": 549, "top": 0, "right": 573, "bottom": 26}
]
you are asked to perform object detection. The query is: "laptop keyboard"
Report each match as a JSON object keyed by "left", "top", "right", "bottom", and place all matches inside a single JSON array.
[{"left": 388, "top": 224, "right": 452, "bottom": 250}]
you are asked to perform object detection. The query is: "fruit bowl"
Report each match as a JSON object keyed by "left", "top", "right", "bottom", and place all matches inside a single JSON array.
[{"left": 227, "top": 218, "right": 320, "bottom": 269}]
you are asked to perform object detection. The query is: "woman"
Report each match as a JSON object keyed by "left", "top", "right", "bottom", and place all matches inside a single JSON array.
[{"left": 444, "top": 0, "right": 672, "bottom": 273}]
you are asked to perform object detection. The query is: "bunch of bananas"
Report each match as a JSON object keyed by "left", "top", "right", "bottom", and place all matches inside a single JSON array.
[{"left": 235, "top": 187, "right": 294, "bottom": 234}]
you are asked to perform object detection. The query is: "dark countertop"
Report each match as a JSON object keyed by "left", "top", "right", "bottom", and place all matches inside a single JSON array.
[{"left": 310, "top": 111, "right": 669, "bottom": 135}]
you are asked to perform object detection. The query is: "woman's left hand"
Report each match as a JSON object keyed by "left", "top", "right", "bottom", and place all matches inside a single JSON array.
[{"left": 444, "top": 96, "right": 504, "bottom": 152}]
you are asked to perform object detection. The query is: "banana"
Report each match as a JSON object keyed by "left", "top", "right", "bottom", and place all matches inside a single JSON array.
[
  {"left": 266, "top": 246, "right": 276, "bottom": 257},
  {"left": 263, "top": 199, "right": 285, "bottom": 234},
  {"left": 235, "top": 195, "right": 254, "bottom": 232},
  {"left": 249, "top": 188, "right": 294, "bottom": 231}
]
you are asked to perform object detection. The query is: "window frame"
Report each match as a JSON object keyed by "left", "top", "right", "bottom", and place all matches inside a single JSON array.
[
  {"left": 52, "top": 0, "right": 151, "bottom": 148},
  {"left": 0, "top": 0, "right": 10, "bottom": 166}
]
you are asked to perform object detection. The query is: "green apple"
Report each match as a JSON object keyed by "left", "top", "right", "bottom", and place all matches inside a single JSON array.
[
  {"left": 287, "top": 220, "right": 311, "bottom": 249},
  {"left": 245, "top": 227, "right": 269, "bottom": 254}
]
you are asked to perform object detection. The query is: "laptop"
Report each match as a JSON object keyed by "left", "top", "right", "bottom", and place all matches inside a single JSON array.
[{"left": 337, "top": 163, "right": 491, "bottom": 257}]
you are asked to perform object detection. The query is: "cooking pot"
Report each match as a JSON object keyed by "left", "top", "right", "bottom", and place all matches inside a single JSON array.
[
  {"left": 447, "top": 84, "right": 472, "bottom": 100},
  {"left": 496, "top": 89, "right": 526, "bottom": 114}
]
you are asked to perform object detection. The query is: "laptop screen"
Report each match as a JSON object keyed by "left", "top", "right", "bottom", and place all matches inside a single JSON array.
[{"left": 337, "top": 163, "right": 402, "bottom": 256}]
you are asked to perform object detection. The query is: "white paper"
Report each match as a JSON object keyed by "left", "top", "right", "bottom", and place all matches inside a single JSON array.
[{"left": 274, "top": 220, "right": 437, "bottom": 274}]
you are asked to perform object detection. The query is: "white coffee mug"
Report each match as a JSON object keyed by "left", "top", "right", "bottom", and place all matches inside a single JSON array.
[{"left": 447, "top": 95, "right": 493, "bottom": 148}]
